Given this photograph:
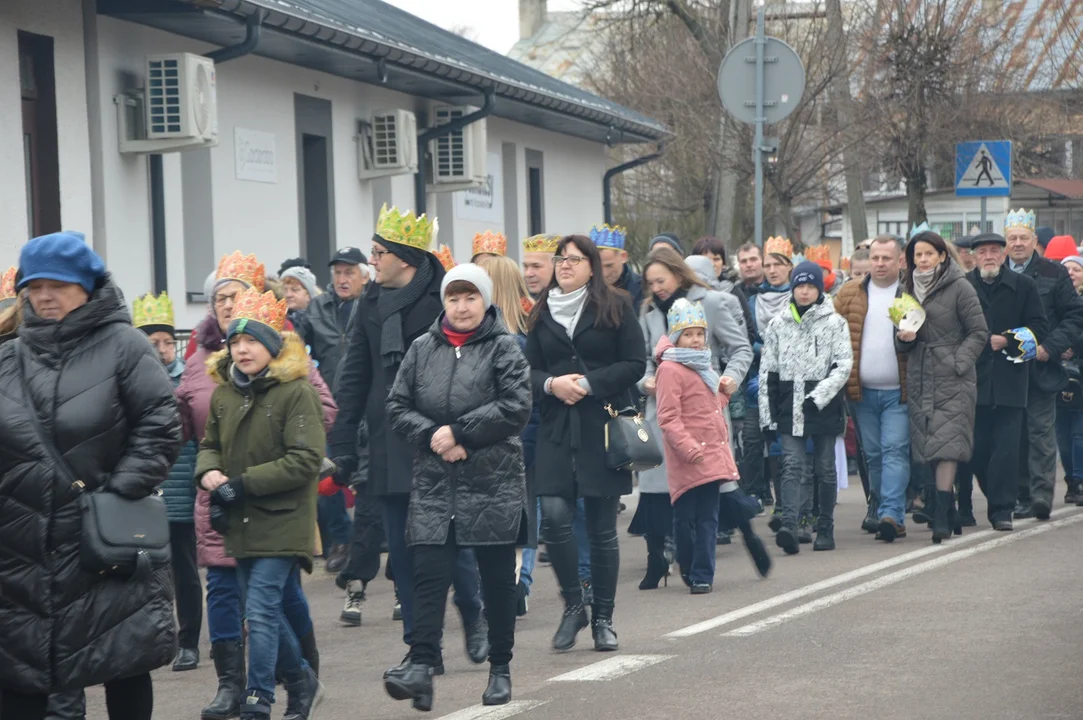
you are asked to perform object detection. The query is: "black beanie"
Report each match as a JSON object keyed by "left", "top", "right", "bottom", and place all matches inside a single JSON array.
[{"left": 227, "top": 318, "right": 284, "bottom": 358}]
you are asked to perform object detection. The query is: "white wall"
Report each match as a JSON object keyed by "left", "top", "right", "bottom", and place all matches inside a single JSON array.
[{"left": 0, "top": 0, "right": 94, "bottom": 261}]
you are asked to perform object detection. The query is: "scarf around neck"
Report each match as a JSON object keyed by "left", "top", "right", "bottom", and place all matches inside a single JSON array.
[
  {"left": 654, "top": 288, "right": 687, "bottom": 326},
  {"left": 755, "top": 283, "right": 791, "bottom": 333},
  {"left": 547, "top": 284, "right": 589, "bottom": 339},
  {"left": 912, "top": 264, "right": 941, "bottom": 304},
  {"left": 377, "top": 256, "right": 434, "bottom": 368},
  {"left": 661, "top": 346, "right": 720, "bottom": 392}
]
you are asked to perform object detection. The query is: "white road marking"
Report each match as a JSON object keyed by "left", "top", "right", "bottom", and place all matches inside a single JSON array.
[
  {"left": 547, "top": 654, "right": 674, "bottom": 682},
  {"left": 665, "top": 506, "right": 1079, "bottom": 638},
  {"left": 724, "top": 511, "right": 1083, "bottom": 637},
  {"left": 434, "top": 700, "right": 550, "bottom": 720}
]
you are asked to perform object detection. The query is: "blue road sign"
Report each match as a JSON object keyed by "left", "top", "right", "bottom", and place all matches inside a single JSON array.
[{"left": 955, "top": 141, "right": 1012, "bottom": 197}]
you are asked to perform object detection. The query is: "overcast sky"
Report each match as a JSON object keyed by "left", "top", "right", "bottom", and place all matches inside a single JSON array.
[{"left": 383, "top": 0, "right": 586, "bottom": 54}]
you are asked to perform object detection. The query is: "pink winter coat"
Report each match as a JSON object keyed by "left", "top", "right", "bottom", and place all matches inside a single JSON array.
[
  {"left": 177, "top": 315, "right": 338, "bottom": 568},
  {"left": 654, "top": 336, "right": 739, "bottom": 504}
]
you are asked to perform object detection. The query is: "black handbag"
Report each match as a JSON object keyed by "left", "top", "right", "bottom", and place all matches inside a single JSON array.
[
  {"left": 603, "top": 402, "right": 663, "bottom": 472},
  {"left": 1058, "top": 362, "right": 1083, "bottom": 410},
  {"left": 16, "top": 344, "right": 171, "bottom": 581}
]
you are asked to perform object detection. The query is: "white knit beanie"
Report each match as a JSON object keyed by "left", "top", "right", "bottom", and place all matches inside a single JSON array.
[{"left": 441, "top": 263, "right": 493, "bottom": 310}]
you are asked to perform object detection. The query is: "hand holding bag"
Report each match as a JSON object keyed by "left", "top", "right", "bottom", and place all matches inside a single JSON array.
[{"left": 603, "top": 402, "right": 663, "bottom": 472}]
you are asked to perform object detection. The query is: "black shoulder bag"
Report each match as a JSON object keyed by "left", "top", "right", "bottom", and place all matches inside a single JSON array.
[{"left": 17, "top": 344, "right": 171, "bottom": 581}]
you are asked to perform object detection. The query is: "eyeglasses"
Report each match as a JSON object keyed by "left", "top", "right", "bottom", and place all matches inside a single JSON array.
[
  {"left": 371, "top": 249, "right": 390, "bottom": 260},
  {"left": 214, "top": 293, "right": 238, "bottom": 307},
  {"left": 552, "top": 256, "right": 587, "bottom": 267}
]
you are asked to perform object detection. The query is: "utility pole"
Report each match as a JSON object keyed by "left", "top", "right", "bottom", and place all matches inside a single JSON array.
[{"left": 825, "top": 0, "right": 868, "bottom": 250}]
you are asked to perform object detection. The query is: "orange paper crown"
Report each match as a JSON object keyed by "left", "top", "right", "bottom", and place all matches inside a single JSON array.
[
  {"left": 434, "top": 244, "right": 457, "bottom": 272},
  {"left": 231, "top": 288, "right": 287, "bottom": 333},
  {"left": 841, "top": 256, "right": 851, "bottom": 271},
  {"left": 216, "top": 251, "right": 266, "bottom": 292},
  {"left": 764, "top": 236, "right": 793, "bottom": 258},
  {"left": 805, "top": 245, "right": 831, "bottom": 264},
  {"left": 0, "top": 266, "right": 16, "bottom": 301},
  {"left": 472, "top": 230, "right": 507, "bottom": 258}
]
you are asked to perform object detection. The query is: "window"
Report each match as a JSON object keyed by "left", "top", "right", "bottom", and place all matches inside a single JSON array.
[
  {"left": 525, "top": 149, "right": 544, "bottom": 236},
  {"left": 19, "top": 31, "right": 61, "bottom": 237}
]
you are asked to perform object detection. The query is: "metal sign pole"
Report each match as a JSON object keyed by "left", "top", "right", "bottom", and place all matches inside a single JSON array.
[
  {"left": 980, "top": 197, "right": 987, "bottom": 233},
  {"left": 753, "top": 2, "right": 766, "bottom": 248}
]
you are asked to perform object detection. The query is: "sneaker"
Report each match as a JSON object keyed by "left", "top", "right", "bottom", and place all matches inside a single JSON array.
[
  {"left": 340, "top": 580, "right": 365, "bottom": 626},
  {"left": 392, "top": 588, "right": 403, "bottom": 622},
  {"left": 1032, "top": 499, "right": 1051, "bottom": 521},
  {"left": 776, "top": 526, "right": 799, "bottom": 555},
  {"left": 767, "top": 509, "right": 783, "bottom": 533},
  {"left": 797, "top": 516, "right": 813, "bottom": 544},
  {"left": 690, "top": 583, "right": 712, "bottom": 594},
  {"left": 1013, "top": 501, "right": 1034, "bottom": 520},
  {"left": 716, "top": 529, "right": 732, "bottom": 545},
  {"left": 1065, "top": 484, "right": 1080, "bottom": 505}
]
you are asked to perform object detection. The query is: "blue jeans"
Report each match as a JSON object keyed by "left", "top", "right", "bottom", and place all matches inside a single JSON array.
[
  {"left": 382, "top": 495, "right": 483, "bottom": 646},
  {"left": 572, "top": 497, "right": 592, "bottom": 582},
  {"left": 853, "top": 388, "right": 910, "bottom": 525},
  {"left": 519, "top": 500, "right": 543, "bottom": 593},
  {"left": 206, "top": 566, "right": 313, "bottom": 644},
  {"left": 674, "top": 482, "right": 721, "bottom": 585},
  {"left": 235, "top": 558, "right": 308, "bottom": 701},
  {"left": 317, "top": 489, "right": 352, "bottom": 551},
  {"left": 1055, "top": 407, "right": 1083, "bottom": 484}
]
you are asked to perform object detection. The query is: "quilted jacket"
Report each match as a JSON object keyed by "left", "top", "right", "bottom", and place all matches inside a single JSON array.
[
  {"left": 896, "top": 262, "right": 988, "bottom": 463},
  {"left": 832, "top": 276, "right": 909, "bottom": 403},
  {"left": 161, "top": 356, "right": 198, "bottom": 522},
  {"left": 0, "top": 279, "right": 181, "bottom": 693},
  {"left": 387, "top": 308, "right": 532, "bottom": 547}
]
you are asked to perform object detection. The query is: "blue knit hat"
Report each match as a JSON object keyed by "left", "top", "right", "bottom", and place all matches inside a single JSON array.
[
  {"left": 791, "top": 260, "right": 824, "bottom": 295},
  {"left": 19, "top": 232, "right": 105, "bottom": 294}
]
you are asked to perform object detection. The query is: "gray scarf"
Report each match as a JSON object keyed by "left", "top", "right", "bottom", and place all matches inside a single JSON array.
[
  {"left": 755, "top": 287, "right": 791, "bottom": 333},
  {"left": 547, "top": 284, "right": 589, "bottom": 339},
  {"left": 912, "top": 264, "right": 941, "bottom": 304},
  {"left": 661, "top": 346, "right": 720, "bottom": 391}
]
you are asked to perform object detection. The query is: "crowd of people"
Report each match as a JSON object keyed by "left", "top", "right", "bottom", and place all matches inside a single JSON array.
[{"left": 0, "top": 205, "right": 1080, "bottom": 719}]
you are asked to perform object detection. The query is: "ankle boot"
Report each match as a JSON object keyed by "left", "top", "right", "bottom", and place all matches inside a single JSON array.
[
  {"left": 932, "top": 490, "right": 952, "bottom": 543},
  {"left": 299, "top": 630, "right": 319, "bottom": 678},
  {"left": 813, "top": 521, "right": 835, "bottom": 551},
  {"left": 282, "top": 666, "right": 324, "bottom": 720},
  {"left": 552, "top": 594, "right": 589, "bottom": 652},
  {"left": 481, "top": 665, "right": 512, "bottom": 706},
  {"left": 861, "top": 492, "right": 880, "bottom": 533},
  {"left": 46, "top": 689, "right": 86, "bottom": 720},
  {"left": 638, "top": 535, "right": 669, "bottom": 590},
  {"left": 590, "top": 604, "right": 619, "bottom": 652},
  {"left": 383, "top": 661, "right": 434, "bottom": 712},
  {"left": 201, "top": 641, "right": 245, "bottom": 720}
]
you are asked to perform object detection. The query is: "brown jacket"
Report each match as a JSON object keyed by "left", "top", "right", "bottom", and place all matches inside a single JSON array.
[{"left": 833, "top": 276, "right": 908, "bottom": 403}]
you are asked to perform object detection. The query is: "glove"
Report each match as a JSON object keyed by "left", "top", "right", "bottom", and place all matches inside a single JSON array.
[
  {"left": 331, "top": 456, "right": 358, "bottom": 488},
  {"left": 209, "top": 504, "right": 229, "bottom": 535},
  {"left": 762, "top": 427, "right": 778, "bottom": 444},
  {"left": 210, "top": 478, "right": 245, "bottom": 506},
  {"left": 318, "top": 476, "right": 340, "bottom": 497},
  {"left": 803, "top": 397, "right": 819, "bottom": 416}
]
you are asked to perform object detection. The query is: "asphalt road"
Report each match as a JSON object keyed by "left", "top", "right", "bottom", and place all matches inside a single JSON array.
[{"left": 84, "top": 482, "right": 1083, "bottom": 720}]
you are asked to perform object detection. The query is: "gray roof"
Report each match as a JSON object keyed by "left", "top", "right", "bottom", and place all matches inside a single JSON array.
[{"left": 101, "top": 0, "right": 666, "bottom": 144}]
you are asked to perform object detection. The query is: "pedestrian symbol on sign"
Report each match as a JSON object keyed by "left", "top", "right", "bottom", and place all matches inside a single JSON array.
[
  {"left": 955, "top": 141, "right": 1011, "bottom": 196},
  {"left": 974, "top": 151, "right": 995, "bottom": 187}
]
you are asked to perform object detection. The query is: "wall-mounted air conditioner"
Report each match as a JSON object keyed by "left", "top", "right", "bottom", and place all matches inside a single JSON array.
[
  {"left": 116, "top": 52, "right": 219, "bottom": 154},
  {"left": 428, "top": 104, "right": 487, "bottom": 191},
  {"left": 357, "top": 109, "right": 418, "bottom": 179}
]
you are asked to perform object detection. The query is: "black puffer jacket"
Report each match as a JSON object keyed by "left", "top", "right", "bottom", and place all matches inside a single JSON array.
[
  {"left": 386, "top": 308, "right": 532, "bottom": 547},
  {"left": 0, "top": 278, "right": 182, "bottom": 694}
]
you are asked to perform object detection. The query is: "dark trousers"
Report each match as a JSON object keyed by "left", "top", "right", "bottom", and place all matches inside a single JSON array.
[
  {"left": 955, "top": 462, "right": 974, "bottom": 514},
  {"left": 317, "top": 489, "right": 352, "bottom": 551},
  {"left": 1019, "top": 389, "right": 1058, "bottom": 506},
  {"left": 674, "top": 482, "right": 721, "bottom": 585},
  {"left": 739, "top": 412, "right": 769, "bottom": 498},
  {"left": 540, "top": 495, "right": 619, "bottom": 616},
  {"left": 780, "top": 434, "right": 837, "bottom": 528},
  {"left": 973, "top": 405, "right": 1024, "bottom": 522},
  {"left": 411, "top": 528, "right": 516, "bottom": 668},
  {"left": 169, "top": 521, "right": 203, "bottom": 650},
  {"left": 382, "top": 495, "right": 483, "bottom": 646},
  {"left": 342, "top": 484, "right": 384, "bottom": 584},
  {"left": 3, "top": 674, "right": 152, "bottom": 720}
]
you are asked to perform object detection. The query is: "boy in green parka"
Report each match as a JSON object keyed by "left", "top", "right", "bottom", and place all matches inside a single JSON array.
[{"left": 194, "top": 287, "right": 326, "bottom": 720}]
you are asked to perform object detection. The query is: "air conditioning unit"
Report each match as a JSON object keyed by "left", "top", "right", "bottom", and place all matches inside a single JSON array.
[
  {"left": 428, "top": 105, "right": 487, "bottom": 190},
  {"left": 116, "top": 53, "right": 218, "bottom": 154},
  {"left": 357, "top": 109, "right": 418, "bottom": 179}
]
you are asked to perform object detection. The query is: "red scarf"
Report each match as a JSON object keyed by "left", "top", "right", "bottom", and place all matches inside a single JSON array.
[{"left": 442, "top": 317, "right": 476, "bottom": 348}]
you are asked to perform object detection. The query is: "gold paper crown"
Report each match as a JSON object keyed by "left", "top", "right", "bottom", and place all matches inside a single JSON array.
[
  {"left": 764, "top": 236, "right": 793, "bottom": 258},
  {"left": 434, "top": 244, "right": 457, "bottom": 271},
  {"left": 375, "top": 204, "right": 436, "bottom": 252},
  {"left": 132, "top": 292, "right": 175, "bottom": 330},
  {"left": 0, "top": 266, "right": 16, "bottom": 301},
  {"left": 805, "top": 245, "right": 831, "bottom": 264},
  {"left": 232, "top": 288, "right": 287, "bottom": 333},
  {"left": 523, "top": 234, "right": 560, "bottom": 254},
  {"left": 1004, "top": 208, "right": 1037, "bottom": 233},
  {"left": 840, "top": 256, "right": 851, "bottom": 271},
  {"left": 216, "top": 251, "right": 266, "bottom": 292},
  {"left": 472, "top": 230, "right": 507, "bottom": 257}
]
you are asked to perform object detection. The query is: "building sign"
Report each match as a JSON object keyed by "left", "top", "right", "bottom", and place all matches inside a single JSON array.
[
  {"left": 234, "top": 127, "right": 277, "bottom": 184},
  {"left": 454, "top": 152, "right": 503, "bottom": 224}
]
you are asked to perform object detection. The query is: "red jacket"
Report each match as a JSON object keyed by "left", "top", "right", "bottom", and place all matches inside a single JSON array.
[{"left": 654, "top": 337, "right": 739, "bottom": 503}]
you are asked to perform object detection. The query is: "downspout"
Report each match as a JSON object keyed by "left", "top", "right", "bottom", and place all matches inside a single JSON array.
[
  {"left": 414, "top": 91, "right": 496, "bottom": 216},
  {"left": 146, "top": 11, "right": 264, "bottom": 294},
  {"left": 603, "top": 142, "right": 664, "bottom": 225}
]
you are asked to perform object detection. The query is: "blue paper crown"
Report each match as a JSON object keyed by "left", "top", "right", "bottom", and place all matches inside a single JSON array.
[
  {"left": 667, "top": 298, "right": 708, "bottom": 337},
  {"left": 1003, "top": 326, "right": 1038, "bottom": 364},
  {"left": 589, "top": 224, "right": 626, "bottom": 251},
  {"left": 909, "top": 221, "right": 931, "bottom": 240},
  {"left": 1004, "top": 208, "right": 1036, "bottom": 233}
]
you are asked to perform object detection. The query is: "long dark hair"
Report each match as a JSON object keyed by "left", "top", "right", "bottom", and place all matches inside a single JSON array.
[
  {"left": 529, "top": 234, "right": 626, "bottom": 330},
  {"left": 904, "top": 231, "right": 953, "bottom": 294}
]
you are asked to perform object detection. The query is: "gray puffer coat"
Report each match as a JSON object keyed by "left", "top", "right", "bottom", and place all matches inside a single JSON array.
[
  {"left": 386, "top": 308, "right": 532, "bottom": 547},
  {"left": 897, "top": 261, "right": 988, "bottom": 463}
]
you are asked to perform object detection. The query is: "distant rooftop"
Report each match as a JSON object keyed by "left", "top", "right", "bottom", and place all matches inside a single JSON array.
[{"left": 507, "top": 11, "right": 610, "bottom": 90}]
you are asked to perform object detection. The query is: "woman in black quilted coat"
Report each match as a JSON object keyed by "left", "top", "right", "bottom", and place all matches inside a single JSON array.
[
  {"left": 385, "top": 263, "right": 532, "bottom": 712},
  {"left": 0, "top": 233, "right": 182, "bottom": 720}
]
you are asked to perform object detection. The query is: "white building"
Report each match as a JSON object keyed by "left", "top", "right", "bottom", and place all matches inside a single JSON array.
[{"left": 1, "top": 0, "right": 666, "bottom": 327}]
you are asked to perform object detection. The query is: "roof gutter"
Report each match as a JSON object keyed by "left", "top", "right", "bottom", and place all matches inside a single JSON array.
[
  {"left": 205, "top": 9, "right": 263, "bottom": 63},
  {"left": 414, "top": 91, "right": 496, "bottom": 216},
  {"left": 603, "top": 143, "right": 665, "bottom": 225}
]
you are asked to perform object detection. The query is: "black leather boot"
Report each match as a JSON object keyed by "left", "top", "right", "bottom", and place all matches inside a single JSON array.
[
  {"left": 861, "top": 492, "right": 880, "bottom": 533},
  {"left": 299, "top": 630, "right": 319, "bottom": 678},
  {"left": 201, "top": 641, "right": 245, "bottom": 720},
  {"left": 282, "top": 666, "right": 324, "bottom": 720},
  {"left": 638, "top": 534, "right": 669, "bottom": 590},
  {"left": 932, "top": 490, "right": 953, "bottom": 544},
  {"left": 383, "top": 661, "right": 434, "bottom": 712},
  {"left": 481, "top": 665, "right": 512, "bottom": 706},
  {"left": 591, "top": 603, "right": 619, "bottom": 652},
  {"left": 464, "top": 614, "right": 490, "bottom": 664},
  {"left": 173, "top": 647, "right": 200, "bottom": 672},
  {"left": 552, "top": 592, "right": 589, "bottom": 652},
  {"left": 45, "top": 689, "right": 86, "bottom": 720}
]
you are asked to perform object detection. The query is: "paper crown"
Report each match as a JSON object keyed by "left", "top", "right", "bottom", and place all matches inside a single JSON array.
[
  {"left": 840, "top": 256, "right": 851, "bottom": 271},
  {"left": 434, "top": 244, "right": 457, "bottom": 272},
  {"left": 909, "top": 221, "right": 931, "bottom": 240},
  {"left": 216, "top": 251, "right": 266, "bottom": 293},
  {"left": 1004, "top": 208, "right": 1036, "bottom": 233},
  {"left": 589, "top": 224, "right": 626, "bottom": 251},
  {"left": 1003, "top": 326, "right": 1038, "bottom": 364},
  {"left": 472, "top": 230, "right": 506, "bottom": 257},
  {"left": 667, "top": 298, "right": 709, "bottom": 337},
  {"left": 132, "top": 292, "right": 175, "bottom": 330},
  {"left": 231, "top": 287, "right": 287, "bottom": 333},
  {"left": 889, "top": 293, "right": 926, "bottom": 333},
  {"left": 0, "top": 266, "right": 16, "bottom": 301},
  {"left": 375, "top": 204, "right": 436, "bottom": 252},
  {"left": 523, "top": 234, "right": 560, "bottom": 254},
  {"left": 764, "top": 236, "right": 793, "bottom": 258},
  {"left": 805, "top": 245, "right": 831, "bottom": 264}
]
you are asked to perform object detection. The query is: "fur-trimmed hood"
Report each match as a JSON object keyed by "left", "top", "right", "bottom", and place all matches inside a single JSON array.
[{"left": 206, "top": 331, "right": 310, "bottom": 387}]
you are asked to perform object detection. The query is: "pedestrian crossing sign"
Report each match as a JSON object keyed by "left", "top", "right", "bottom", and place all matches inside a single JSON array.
[{"left": 955, "top": 141, "right": 1012, "bottom": 197}]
